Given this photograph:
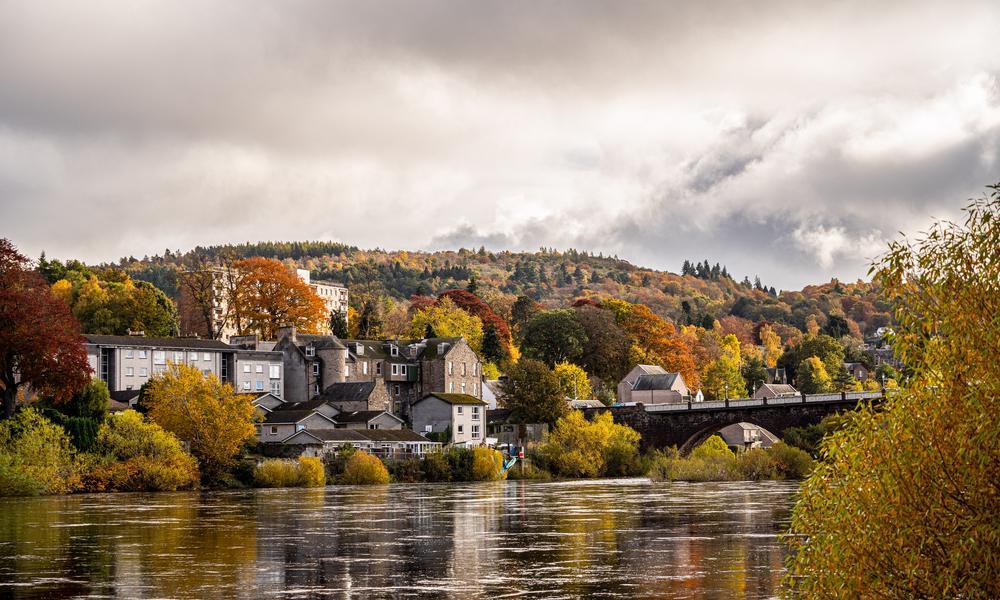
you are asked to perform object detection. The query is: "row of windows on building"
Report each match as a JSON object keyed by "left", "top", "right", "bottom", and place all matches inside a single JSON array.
[
  {"left": 243, "top": 363, "right": 281, "bottom": 379},
  {"left": 448, "top": 381, "right": 478, "bottom": 395},
  {"left": 456, "top": 424, "right": 481, "bottom": 439},
  {"left": 128, "top": 349, "right": 214, "bottom": 363},
  {"left": 243, "top": 380, "right": 282, "bottom": 394}
]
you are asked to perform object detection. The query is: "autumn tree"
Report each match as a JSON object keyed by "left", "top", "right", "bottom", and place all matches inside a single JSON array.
[
  {"left": 0, "top": 240, "right": 91, "bottom": 418},
  {"left": 233, "top": 258, "right": 327, "bottom": 339},
  {"left": 142, "top": 364, "right": 256, "bottom": 481},
  {"left": 59, "top": 275, "right": 178, "bottom": 336},
  {"left": 500, "top": 359, "right": 568, "bottom": 425},
  {"left": 330, "top": 310, "right": 349, "bottom": 338},
  {"left": 759, "top": 324, "right": 782, "bottom": 368},
  {"left": 603, "top": 298, "right": 701, "bottom": 390},
  {"left": 701, "top": 334, "right": 746, "bottom": 400},
  {"left": 795, "top": 356, "right": 833, "bottom": 393},
  {"left": 408, "top": 297, "right": 484, "bottom": 351},
  {"left": 554, "top": 361, "right": 592, "bottom": 400},
  {"left": 786, "top": 187, "right": 1000, "bottom": 598}
]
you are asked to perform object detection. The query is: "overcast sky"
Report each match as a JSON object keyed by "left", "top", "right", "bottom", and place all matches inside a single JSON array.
[{"left": 2, "top": 1, "right": 998, "bottom": 289}]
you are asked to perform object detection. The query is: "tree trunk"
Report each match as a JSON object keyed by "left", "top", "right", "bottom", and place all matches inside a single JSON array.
[{"left": 1, "top": 383, "right": 16, "bottom": 419}]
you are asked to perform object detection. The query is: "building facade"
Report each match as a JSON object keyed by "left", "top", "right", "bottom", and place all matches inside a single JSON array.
[
  {"left": 84, "top": 334, "right": 284, "bottom": 400},
  {"left": 410, "top": 392, "right": 488, "bottom": 445}
]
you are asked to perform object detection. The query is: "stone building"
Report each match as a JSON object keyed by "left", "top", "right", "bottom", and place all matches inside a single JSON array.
[{"left": 617, "top": 365, "right": 690, "bottom": 404}]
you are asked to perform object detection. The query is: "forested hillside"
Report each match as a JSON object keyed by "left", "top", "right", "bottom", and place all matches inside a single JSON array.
[{"left": 84, "top": 242, "right": 893, "bottom": 340}]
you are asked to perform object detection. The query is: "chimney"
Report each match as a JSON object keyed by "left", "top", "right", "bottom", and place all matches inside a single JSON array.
[{"left": 276, "top": 326, "right": 297, "bottom": 344}]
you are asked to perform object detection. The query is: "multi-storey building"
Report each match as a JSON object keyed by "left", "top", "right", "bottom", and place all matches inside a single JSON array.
[
  {"left": 295, "top": 269, "right": 349, "bottom": 321},
  {"left": 271, "top": 327, "right": 483, "bottom": 419},
  {"left": 178, "top": 267, "right": 348, "bottom": 341},
  {"left": 84, "top": 334, "right": 285, "bottom": 402}
]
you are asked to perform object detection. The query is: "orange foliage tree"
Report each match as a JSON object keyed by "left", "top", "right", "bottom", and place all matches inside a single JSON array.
[
  {"left": 602, "top": 298, "right": 701, "bottom": 390},
  {"left": 232, "top": 258, "right": 327, "bottom": 339}
]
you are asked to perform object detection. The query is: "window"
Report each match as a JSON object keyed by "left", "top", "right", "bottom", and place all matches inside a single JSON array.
[
  {"left": 126, "top": 367, "right": 134, "bottom": 377},
  {"left": 362, "top": 361, "right": 368, "bottom": 375},
  {"left": 391, "top": 364, "right": 398, "bottom": 376},
  {"left": 189, "top": 352, "right": 198, "bottom": 361},
  {"left": 390, "top": 345, "right": 399, "bottom": 357},
  {"left": 243, "top": 364, "right": 251, "bottom": 373},
  {"left": 174, "top": 351, "right": 184, "bottom": 362},
  {"left": 461, "top": 382, "right": 466, "bottom": 394},
  {"left": 472, "top": 425, "right": 480, "bottom": 438},
  {"left": 376, "top": 362, "right": 382, "bottom": 375},
  {"left": 474, "top": 363, "right": 479, "bottom": 376},
  {"left": 449, "top": 382, "right": 455, "bottom": 392},
  {"left": 255, "top": 380, "right": 264, "bottom": 391},
  {"left": 394, "top": 385, "right": 400, "bottom": 397},
  {"left": 242, "top": 381, "right": 251, "bottom": 390},
  {"left": 312, "top": 384, "right": 319, "bottom": 396},
  {"left": 305, "top": 346, "right": 315, "bottom": 357},
  {"left": 255, "top": 364, "right": 263, "bottom": 373},
  {"left": 448, "top": 361, "right": 453, "bottom": 375},
  {"left": 269, "top": 365, "right": 280, "bottom": 379},
  {"left": 312, "top": 363, "right": 320, "bottom": 376},
  {"left": 270, "top": 381, "right": 281, "bottom": 396},
  {"left": 153, "top": 351, "right": 166, "bottom": 365},
  {"left": 203, "top": 352, "right": 211, "bottom": 361},
  {"left": 472, "top": 406, "right": 480, "bottom": 419},
  {"left": 369, "top": 423, "right": 380, "bottom": 430},
  {"left": 125, "top": 349, "right": 134, "bottom": 359},
  {"left": 462, "top": 362, "right": 467, "bottom": 376},
  {"left": 139, "top": 367, "right": 148, "bottom": 377},
  {"left": 269, "top": 426, "right": 278, "bottom": 435},
  {"left": 125, "top": 385, "right": 133, "bottom": 391},
  {"left": 457, "top": 424, "right": 464, "bottom": 434},
  {"left": 400, "top": 365, "right": 407, "bottom": 376},
  {"left": 457, "top": 406, "right": 463, "bottom": 415},
  {"left": 139, "top": 350, "right": 147, "bottom": 359}
]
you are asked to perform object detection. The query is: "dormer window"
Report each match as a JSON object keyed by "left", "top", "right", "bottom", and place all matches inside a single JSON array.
[
  {"left": 305, "top": 346, "right": 315, "bottom": 357},
  {"left": 390, "top": 345, "right": 399, "bottom": 357}
]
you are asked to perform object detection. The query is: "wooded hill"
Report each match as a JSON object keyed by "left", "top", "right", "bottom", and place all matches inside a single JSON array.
[{"left": 96, "top": 241, "right": 893, "bottom": 340}]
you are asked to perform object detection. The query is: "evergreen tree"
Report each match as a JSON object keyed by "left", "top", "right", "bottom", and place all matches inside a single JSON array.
[
  {"left": 466, "top": 274, "right": 479, "bottom": 295},
  {"left": 481, "top": 324, "right": 505, "bottom": 364},
  {"left": 330, "top": 311, "right": 349, "bottom": 338}
]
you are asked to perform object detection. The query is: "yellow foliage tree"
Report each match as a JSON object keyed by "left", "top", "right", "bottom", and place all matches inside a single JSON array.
[
  {"left": 143, "top": 364, "right": 257, "bottom": 481},
  {"left": 759, "top": 324, "right": 782, "bottom": 368},
  {"left": 471, "top": 446, "right": 507, "bottom": 481},
  {"left": 539, "top": 411, "right": 641, "bottom": 478},
  {"left": 340, "top": 451, "right": 390, "bottom": 485},
  {"left": 786, "top": 189, "right": 1000, "bottom": 598},
  {"left": 701, "top": 333, "right": 746, "bottom": 400},
  {"left": 408, "top": 297, "right": 484, "bottom": 351},
  {"left": 554, "top": 361, "right": 592, "bottom": 400}
]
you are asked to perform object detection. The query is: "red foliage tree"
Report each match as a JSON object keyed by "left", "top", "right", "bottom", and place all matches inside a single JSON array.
[
  {"left": 437, "top": 289, "right": 513, "bottom": 352},
  {"left": 0, "top": 239, "right": 91, "bottom": 418}
]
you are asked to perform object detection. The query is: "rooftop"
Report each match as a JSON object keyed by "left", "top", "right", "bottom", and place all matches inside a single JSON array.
[
  {"left": 632, "top": 373, "right": 680, "bottom": 391},
  {"left": 417, "top": 392, "right": 488, "bottom": 406},
  {"left": 85, "top": 334, "right": 234, "bottom": 351}
]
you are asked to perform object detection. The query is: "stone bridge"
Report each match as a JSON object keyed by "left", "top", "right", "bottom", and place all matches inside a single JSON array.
[{"left": 585, "top": 391, "right": 885, "bottom": 455}]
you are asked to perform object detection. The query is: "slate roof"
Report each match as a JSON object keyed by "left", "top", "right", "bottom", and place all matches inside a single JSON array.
[
  {"left": 318, "top": 381, "right": 378, "bottom": 403},
  {"left": 262, "top": 409, "right": 336, "bottom": 425},
  {"left": 109, "top": 389, "right": 141, "bottom": 404},
  {"left": 568, "top": 399, "right": 605, "bottom": 409},
  {"left": 341, "top": 337, "right": 465, "bottom": 361},
  {"left": 296, "top": 334, "right": 346, "bottom": 350},
  {"left": 632, "top": 373, "right": 680, "bottom": 391},
  {"left": 415, "top": 392, "right": 488, "bottom": 406},
  {"left": 634, "top": 364, "right": 668, "bottom": 376},
  {"left": 333, "top": 410, "right": 402, "bottom": 424},
  {"left": 85, "top": 335, "right": 234, "bottom": 351},
  {"left": 284, "top": 428, "right": 434, "bottom": 444},
  {"left": 756, "top": 383, "right": 799, "bottom": 397}
]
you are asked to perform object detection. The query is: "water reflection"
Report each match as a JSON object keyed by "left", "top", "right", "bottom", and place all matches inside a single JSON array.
[{"left": 0, "top": 480, "right": 797, "bottom": 599}]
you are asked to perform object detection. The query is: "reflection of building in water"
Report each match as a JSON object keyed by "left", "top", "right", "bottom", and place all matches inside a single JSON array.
[{"left": 447, "top": 486, "right": 501, "bottom": 592}]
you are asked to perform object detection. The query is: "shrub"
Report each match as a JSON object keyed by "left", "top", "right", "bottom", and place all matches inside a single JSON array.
[
  {"left": 297, "top": 457, "right": 326, "bottom": 487},
  {"left": 386, "top": 456, "right": 423, "bottom": 483},
  {"left": 84, "top": 410, "right": 199, "bottom": 492},
  {"left": 339, "top": 451, "right": 390, "bottom": 485},
  {"left": 0, "top": 408, "right": 77, "bottom": 496},
  {"left": 471, "top": 447, "right": 506, "bottom": 481},
  {"left": 253, "top": 459, "right": 300, "bottom": 488},
  {"left": 539, "top": 411, "right": 641, "bottom": 478},
  {"left": 736, "top": 448, "right": 779, "bottom": 481},
  {"left": 445, "top": 447, "right": 474, "bottom": 481},
  {"left": 767, "top": 442, "right": 813, "bottom": 479},
  {"left": 505, "top": 460, "right": 552, "bottom": 480},
  {"left": 420, "top": 450, "right": 452, "bottom": 482}
]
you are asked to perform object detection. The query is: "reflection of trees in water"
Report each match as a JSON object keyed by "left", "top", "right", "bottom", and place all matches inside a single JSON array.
[
  {"left": 2, "top": 481, "right": 799, "bottom": 599},
  {"left": 0, "top": 491, "right": 259, "bottom": 598}
]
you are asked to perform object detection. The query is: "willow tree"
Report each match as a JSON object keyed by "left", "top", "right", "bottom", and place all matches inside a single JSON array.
[{"left": 785, "top": 188, "right": 1000, "bottom": 598}]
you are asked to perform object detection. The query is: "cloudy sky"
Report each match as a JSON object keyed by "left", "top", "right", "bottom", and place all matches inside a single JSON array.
[{"left": 2, "top": 0, "right": 998, "bottom": 289}]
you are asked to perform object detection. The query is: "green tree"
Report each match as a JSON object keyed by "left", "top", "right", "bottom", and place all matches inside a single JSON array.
[
  {"left": 740, "top": 351, "right": 769, "bottom": 394},
  {"left": 786, "top": 188, "right": 1000, "bottom": 598},
  {"left": 481, "top": 324, "right": 505, "bottom": 364},
  {"left": 500, "top": 359, "right": 568, "bottom": 425},
  {"left": 330, "top": 310, "right": 349, "bottom": 338},
  {"left": 521, "top": 309, "right": 587, "bottom": 366},
  {"left": 408, "top": 297, "right": 484, "bottom": 351}
]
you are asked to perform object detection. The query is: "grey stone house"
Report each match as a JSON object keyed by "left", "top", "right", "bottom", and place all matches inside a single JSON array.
[
  {"left": 410, "top": 392, "right": 488, "bottom": 446},
  {"left": 271, "top": 327, "right": 483, "bottom": 419}
]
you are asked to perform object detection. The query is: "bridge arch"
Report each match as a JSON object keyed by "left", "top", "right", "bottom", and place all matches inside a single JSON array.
[{"left": 677, "top": 418, "right": 785, "bottom": 456}]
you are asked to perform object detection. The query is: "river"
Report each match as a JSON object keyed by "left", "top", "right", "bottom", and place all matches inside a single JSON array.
[{"left": 0, "top": 479, "right": 799, "bottom": 599}]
